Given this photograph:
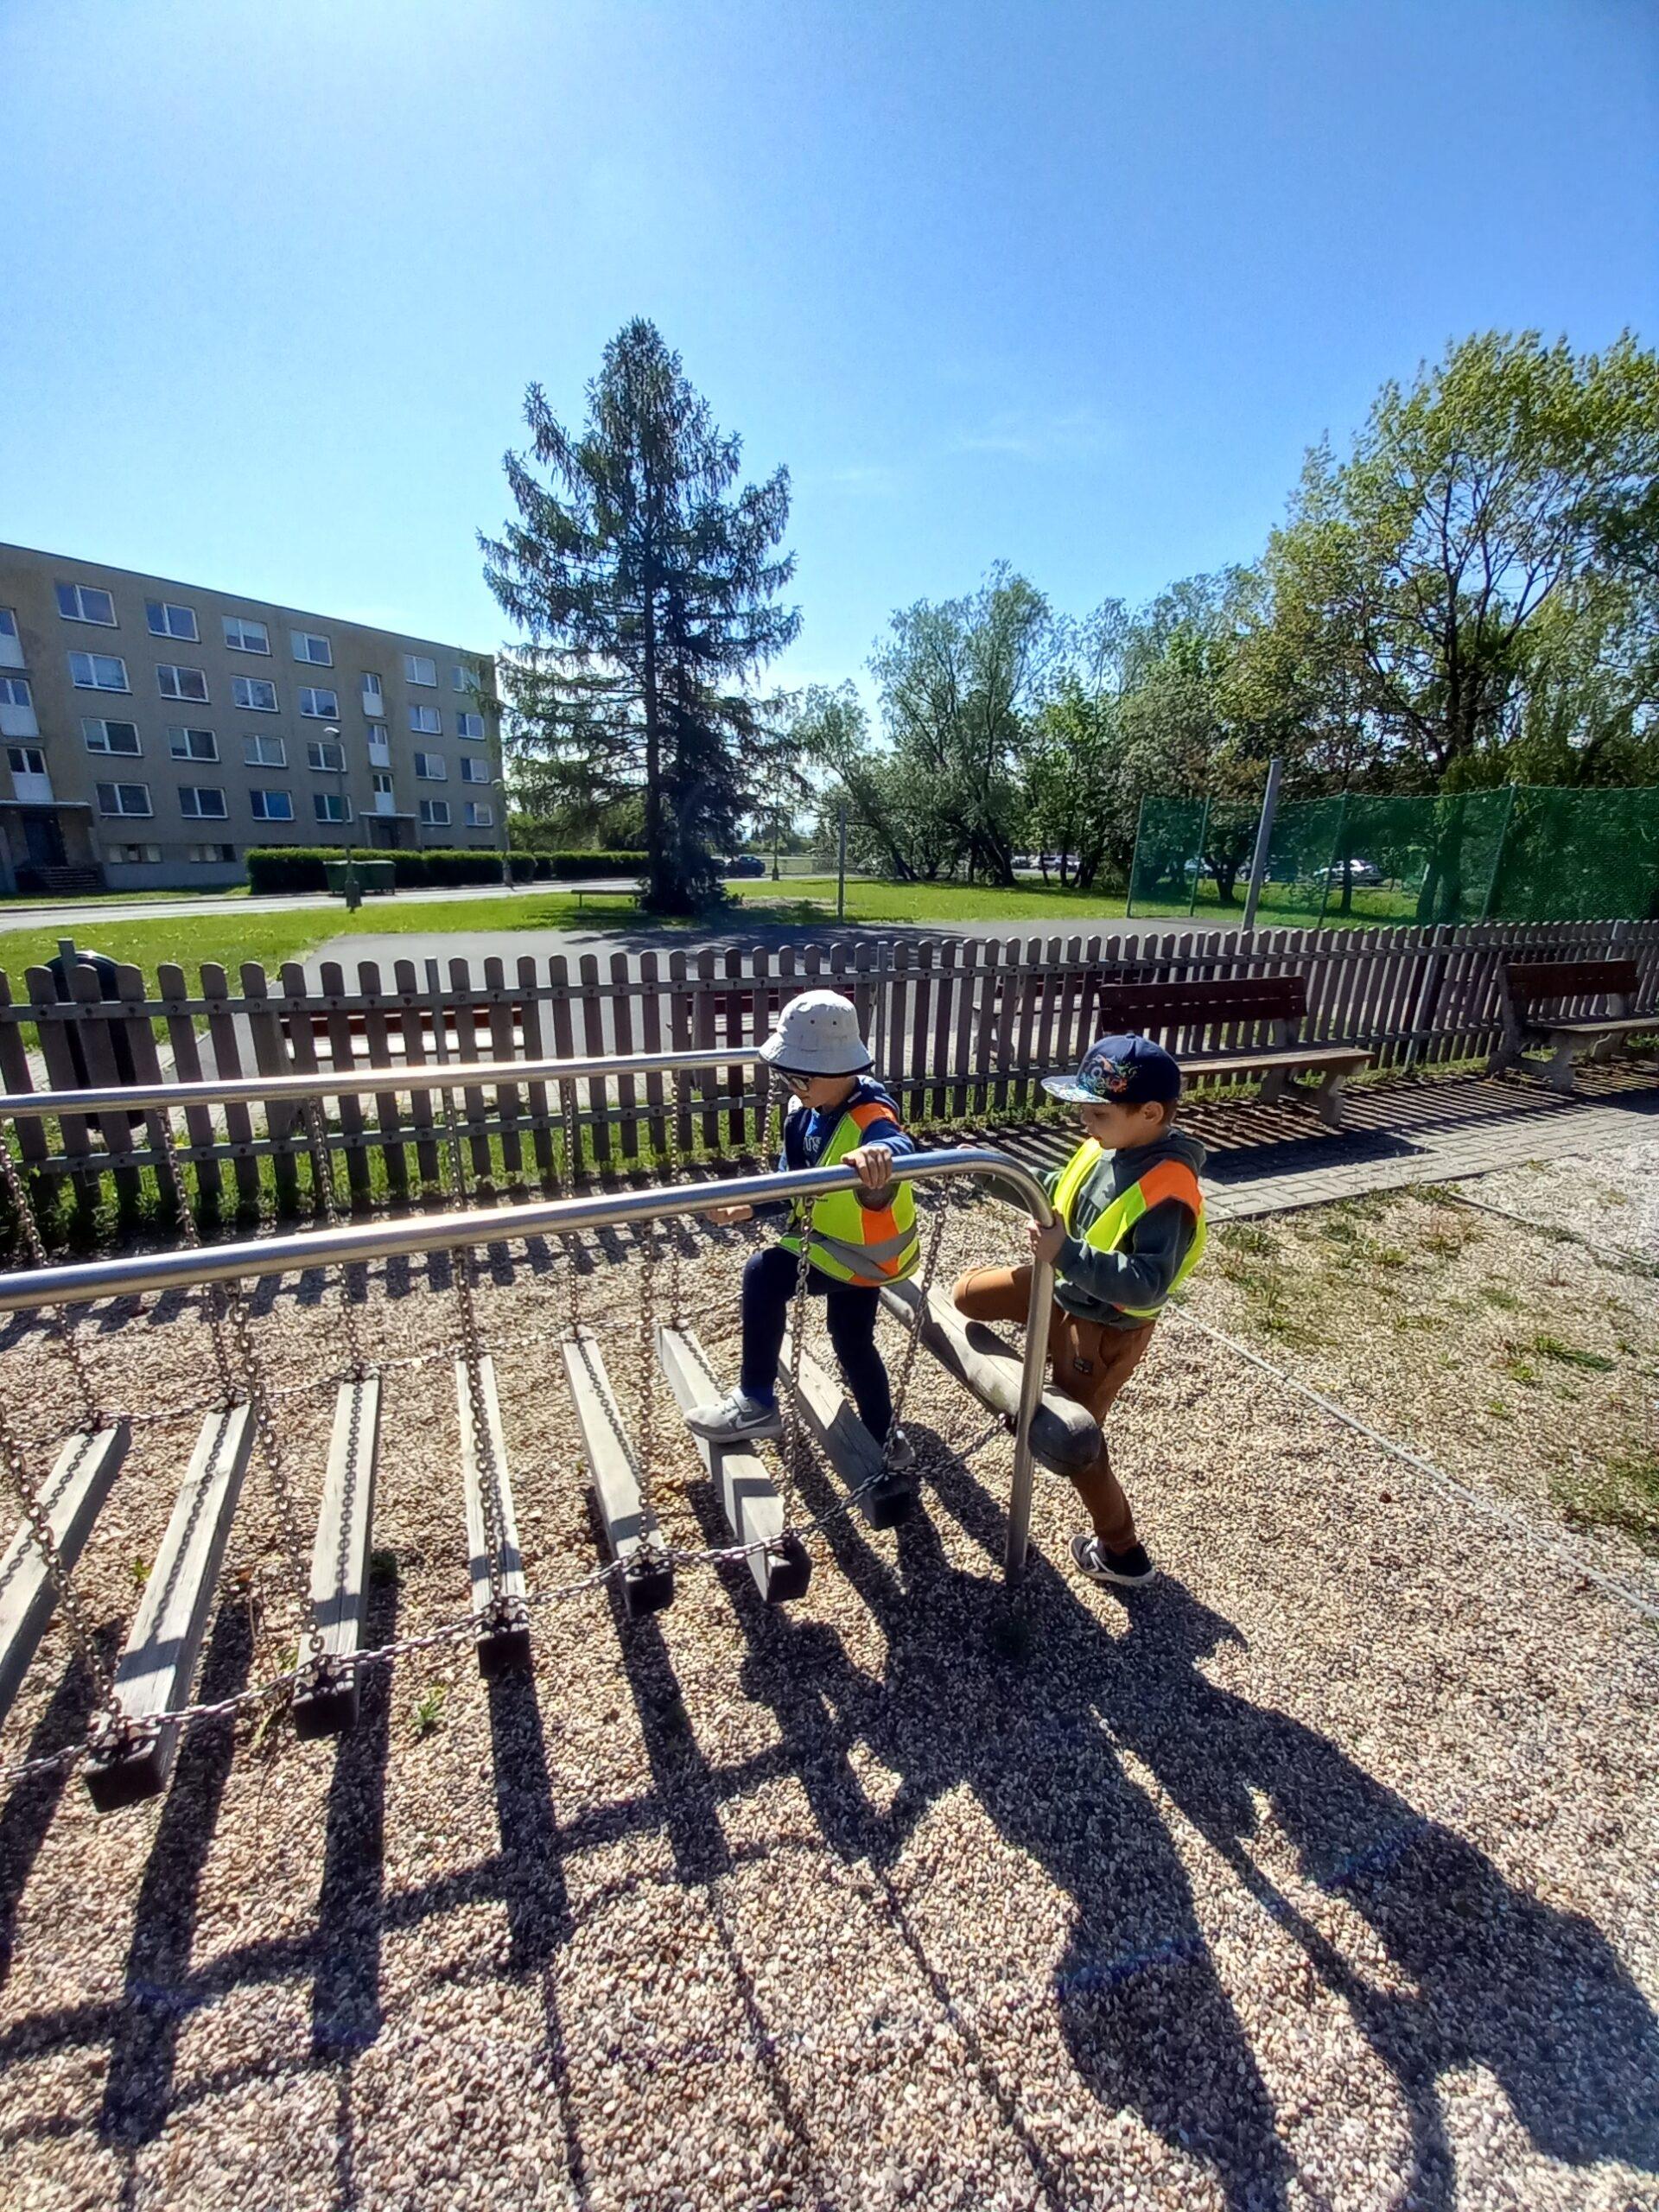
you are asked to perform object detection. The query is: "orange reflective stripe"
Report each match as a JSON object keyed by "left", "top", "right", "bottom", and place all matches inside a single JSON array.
[
  {"left": 848, "top": 1100, "right": 895, "bottom": 1133},
  {"left": 1132, "top": 1160, "right": 1204, "bottom": 1217}
]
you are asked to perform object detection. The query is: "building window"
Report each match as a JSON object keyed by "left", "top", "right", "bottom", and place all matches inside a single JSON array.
[
  {"left": 186, "top": 842, "right": 238, "bottom": 863},
  {"left": 168, "top": 726, "right": 218, "bottom": 761},
  {"left": 465, "top": 802, "right": 494, "bottom": 828},
  {"left": 179, "top": 785, "right": 228, "bottom": 818},
  {"left": 362, "top": 671, "right": 384, "bottom": 710},
  {"left": 453, "top": 663, "right": 476, "bottom": 692},
  {"left": 0, "top": 608, "right": 23, "bottom": 669},
  {"left": 223, "top": 615, "right": 270, "bottom": 654},
  {"left": 419, "top": 798, "right": 451, "bottom": 828},
  {"left": 250, "top": 788, "right": 295, "bottom": 822},
  {"left": 0, "top": 677, "right": 33, "bottom": 709},
  {"left": 145, "top": 599, "right": 198, "bottom": 641},
  {"left": 83, "top": 716, "right": 142, "bottom": 755},
  {"left": 69, "top": 651, "right": 130, "bottom": 691},
  {"left": 455, "top": 711, "right": 485, "bottom": 740},
  {"left": 298, "top": 686, "right": 339, "bottom": 719},
  {"left": 243, "top": 732, "right": 286, "bottom": 766},
  {"left": 290, "top": 629, "right": 333, "bottom": 665},
  {"left": 372, "top": 772, "right": 394, "bottom": 797},
  {"left": 314, "top": 792, "right": 353, "bottom": 824},
  {"left": 109, "top": 842, "right": 164, "bottom": 864},
  {"left": 56, "top": 582, "right": 117, "bottom": 626},
  {"left": 460, "top": 756, "right": 490, "bottom": 784},
  {"left": 156, "top": 663, "right": 209, "bottom": 702},
  {"left": 97, "top": 781, "right": 153, "bottom": 817},
  {"left": 365, "top": 721, "right": 391, "bottom": 755},
  {"left": 0, "top": 676, "right": 40, "bottom": 738},
  {"left": 404, "top": 652, "right": 436, "bottom": 686},
  {"left": 412, "top": 751, "right": 446, "bottom": 779},
  {"left": 409, "top": 704, "right": 441, "bottom": 735},
  {"left": 307, "top": 740, "right": 345, "bottom": 772},
  {"left": 232, "top": 675, "right": 278, "bottom": 711},
  {"left": 8, "top": 746, "right": 48, "bottom": 777}
]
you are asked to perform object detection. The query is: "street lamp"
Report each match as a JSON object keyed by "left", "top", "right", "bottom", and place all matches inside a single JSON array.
[{"left": 326, "top": 726, "right": 360, "bottom": 912}]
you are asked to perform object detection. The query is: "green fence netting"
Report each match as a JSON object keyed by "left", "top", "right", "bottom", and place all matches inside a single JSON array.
[{"left": 1128, "top": 783, "right": 1659, "bottom": 927}]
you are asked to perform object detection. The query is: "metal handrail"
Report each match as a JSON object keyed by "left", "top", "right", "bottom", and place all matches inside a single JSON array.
[
  {"left": 0, "top": 1147, "right": 1058, "bottom": 1585},
  {"left": 0, "top": 1045, "right": 751, "bottom": 1121}
]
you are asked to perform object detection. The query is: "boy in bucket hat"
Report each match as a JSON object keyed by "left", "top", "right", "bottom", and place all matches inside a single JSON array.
[
  {"left": 687, "top": 988, "right": 919, "bottom": 1462},
  {"left": 953, "top": 1033, "right": 1207, "bottom": 1588}
]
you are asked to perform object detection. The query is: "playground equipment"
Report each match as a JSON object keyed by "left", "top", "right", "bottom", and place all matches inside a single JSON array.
[{"left": 0, "top": 1041, "right": 1090, "bottom": 1815}]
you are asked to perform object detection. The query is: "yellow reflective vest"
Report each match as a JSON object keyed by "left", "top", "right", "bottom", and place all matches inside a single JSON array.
[
  {"left": 779, "top": 1099, "right": 920, "bottom": 1287},
  {"left": 1051, "top": 1139, "right": 1207, "bottom": 1319}
]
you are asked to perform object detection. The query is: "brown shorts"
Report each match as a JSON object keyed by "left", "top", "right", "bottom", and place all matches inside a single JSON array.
[{"left": 950, "top": 1262, "right": 1154, "bottom": 1427}]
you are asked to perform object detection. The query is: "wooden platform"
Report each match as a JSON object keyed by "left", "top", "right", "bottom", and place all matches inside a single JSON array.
[
  {"left": 293, "top": 1377, "right": 382, "bottom": 1738},
  {"left": 85, "top": 1406, "right": 255, "bottom": 1812},
  {"left": 562, "top": 1331, "right": 674, "bottom": 1617},
  {"left": 655, "top": 1325, "right": 810, "bottom": 1605},
  {"left": 0, "top": 1422, "right": 130, "bottom": 1732},
  {"left": 778, "top": 1334, "right": 916, "bottom": 1529},
  {"left": 456, "top": 1355, "right": 532, "bottom": 1678},
  {"left": 876, "top": 1278, "right": 1101, "bottom": 1476}
]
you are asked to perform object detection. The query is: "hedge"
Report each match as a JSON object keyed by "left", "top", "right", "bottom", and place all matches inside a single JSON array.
[{"left": 245, "top": 846, "right": 645, "bottom": 893}]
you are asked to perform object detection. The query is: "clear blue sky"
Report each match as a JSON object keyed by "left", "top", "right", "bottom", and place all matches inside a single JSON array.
[{"left": 2, "top": 0, "right": 1654, "bottom": 694}]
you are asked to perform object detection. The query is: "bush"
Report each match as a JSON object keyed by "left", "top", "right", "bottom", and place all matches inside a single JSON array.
[
  {"left": 246, "top": 846, "right": 518, "bottom": 893},
  {"left": 246, "top": 847, "right": 334, "bottom": 893},
  {"left": 537, "top": 850, "right": 646, "bottom": 880}
]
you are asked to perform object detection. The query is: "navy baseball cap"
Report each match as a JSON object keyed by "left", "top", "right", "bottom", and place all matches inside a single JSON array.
[{"left": 1042, "top": 1033, "right": 1183, "bottom": 1107}]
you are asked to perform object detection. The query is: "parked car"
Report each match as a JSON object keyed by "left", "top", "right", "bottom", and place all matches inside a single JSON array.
[
  {"left": 1314, "top": 858, "right": 1384, "bottom": 887},
  {"left": 725, "top": 854, "right": 767, "bottom": 877}
]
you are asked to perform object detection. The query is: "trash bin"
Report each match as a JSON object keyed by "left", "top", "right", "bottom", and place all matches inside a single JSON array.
[{"left": 45, "top": 947, "right": 141, "bottom": 1113}]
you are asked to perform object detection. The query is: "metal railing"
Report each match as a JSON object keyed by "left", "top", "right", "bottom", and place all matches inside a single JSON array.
[{"left": 0, "top": 1039, "right": 1058, "bottom": 1582}]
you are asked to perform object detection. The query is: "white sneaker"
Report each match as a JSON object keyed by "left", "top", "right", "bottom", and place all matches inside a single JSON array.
[
  {"left": 881, "top": 1427, "right": 916, "bottom": 1473},
  {"left": 685, "top": 1389, "right": 785, "bottom": 1445}
]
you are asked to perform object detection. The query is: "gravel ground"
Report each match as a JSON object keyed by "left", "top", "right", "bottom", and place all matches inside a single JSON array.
[
  {"left": 2, "top": 1191, "right": 1657, "bottom": 2212},
  {"left": 1471, "top": 1136, "right": 1659, "bottom": 1263}
]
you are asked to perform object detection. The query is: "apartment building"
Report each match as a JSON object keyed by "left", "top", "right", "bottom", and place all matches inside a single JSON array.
[{"left": 0, "top": 542, "right": 502, "bottom": 892}]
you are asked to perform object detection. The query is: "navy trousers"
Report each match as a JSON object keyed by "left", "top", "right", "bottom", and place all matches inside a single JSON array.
[{"left": 739, "top": 1243, "right": 894, "bottom": 1443}]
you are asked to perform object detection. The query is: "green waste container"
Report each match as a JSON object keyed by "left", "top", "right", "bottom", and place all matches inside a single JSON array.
[{"left": 325, "top": 858, "right": 396, "bottom": 897}]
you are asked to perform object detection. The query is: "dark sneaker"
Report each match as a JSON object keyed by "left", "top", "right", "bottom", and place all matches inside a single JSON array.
[{"left": 1071, "top": 1532, "right": 1157, "bottom": 1588}]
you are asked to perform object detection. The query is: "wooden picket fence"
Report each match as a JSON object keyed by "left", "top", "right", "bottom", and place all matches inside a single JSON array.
[{"left": 1, "top": 918, "right": 1655, "bottom": 1211}]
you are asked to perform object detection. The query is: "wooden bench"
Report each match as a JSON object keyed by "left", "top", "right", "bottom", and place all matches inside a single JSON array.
[
  {"left": 1488, "top": 957, "right": 1656, "bottom": 1094},
  {"left": 1088, "top": 974, "right": 1372, "bottom": 1128}
]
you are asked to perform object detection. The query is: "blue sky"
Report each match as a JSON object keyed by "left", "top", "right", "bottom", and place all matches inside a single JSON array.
[{"left": 2, "top": 0, "right": 1654, "bottom": 696}]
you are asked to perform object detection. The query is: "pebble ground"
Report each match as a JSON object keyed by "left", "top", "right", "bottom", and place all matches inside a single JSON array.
[{"left": 1, "top": 1164, "right": 1656, "bottom": 2212}]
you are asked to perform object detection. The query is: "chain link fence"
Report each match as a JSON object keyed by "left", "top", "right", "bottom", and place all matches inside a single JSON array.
[{"left": 1128, "top": 785, "right": 1659, "bottom": 927}]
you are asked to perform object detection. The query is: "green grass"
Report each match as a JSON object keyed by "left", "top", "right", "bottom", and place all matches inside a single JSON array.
[
  {"left": 1554, "top": 1445, "right": 1659, "bottom": 1554},
  {"left": 731, "top": 875, "right": 1133, "bottom": 926},
  {"left": 1531, "top": 1333, "right": 1617, "bottom": 1374}
]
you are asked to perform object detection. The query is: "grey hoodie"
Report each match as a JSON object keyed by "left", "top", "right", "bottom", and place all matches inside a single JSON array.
[{"left": 1039, "top": 1124, "right": 1209, "bottom": 1331}]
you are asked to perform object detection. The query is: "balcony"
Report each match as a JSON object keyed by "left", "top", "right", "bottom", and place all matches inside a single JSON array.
[
  {"left": 374, "top": 790, "right": 397, "bottom": 816},
  {"left": 0, "top": 701, "right": 40, "bottom": 740},
  {"left": 367, "top": 741, "right": 392, "bottom": 768},
  {"left": 362, "top": 685, "right": 384, "bottom": 717},
  {"left": 0, "top": 630, "right": 23, "bottom": 672},
  {"left": 11, "top": 770, "right": 54, "bottom": 804}
]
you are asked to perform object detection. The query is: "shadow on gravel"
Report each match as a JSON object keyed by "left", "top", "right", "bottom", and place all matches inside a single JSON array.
[{"left": 670, "top": 1425, "right": 1659, "bottom": 2212}]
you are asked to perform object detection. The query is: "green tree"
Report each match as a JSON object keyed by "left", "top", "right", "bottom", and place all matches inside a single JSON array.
[{"left": 481, "top": 320, "right": 799, "bottom": 914}]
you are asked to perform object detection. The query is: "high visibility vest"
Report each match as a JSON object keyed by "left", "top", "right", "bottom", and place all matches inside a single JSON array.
[
  {"left": 1051, "top": 1140, "right": 1207, "bottom": 1319},
  {"left": 780, "top": 1100, "right": 920, "bottom": 1287}
]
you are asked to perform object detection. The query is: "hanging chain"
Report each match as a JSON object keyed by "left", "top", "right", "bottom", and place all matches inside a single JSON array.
[
  {"left": 302, "top": 1091, "right": 369, "bottom": 1690},
  {"left": 875, "top": 1194, "right": 948, "bottom": 1474},
  {"left": 773, "top": 1193, "right": 819, "bottom": 1524},
  {"left": 665, "top": 1068, "right": 685, "bottom": 1326},
  {"left": 302, "top": 1096, "right": 366, "bottom": 1380},
  {"left": 0, "top": 1398, "right": 124, "bottom": 1729},
  {"left": 436, "top": 1071, "right": 514, "bottom": 1622},
  {"left": 152, "top": 1115, "right": 239, "bottom": 1408},
  {"left": 560, "top": 1077, "right": 581, "bottom": 1338},
  {"left": 223, "top": 1281, "right": 323, "bottom": 1660},
  {"left": 0, "top": 1128, "right": 101, "bottom": 1432}
]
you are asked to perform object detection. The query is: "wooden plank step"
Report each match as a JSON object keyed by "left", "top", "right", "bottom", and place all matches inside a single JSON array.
[
  {"left": 293, "top": 1377, "right": 382, "bottom": 1739},
  {"left": 455, "top": 1354, "right": 531, "bottom": 1679},
  {"left": 655, "top": 1325, "right": 810, "bottom": 1605},
  {"left": 85, "top": 1406, "right": 255, "bottom": 1812},
  {"left": 876, "top": 1279, "right": 1101, "bottom": 1477},
  {"left": 0, "top": 1422, "right": 130, "bottom": 1732},
  {"left": 561, "top": 1332, "right": 673, "bottom": 1618},
  {"left": 778, "top": 1334, "right": 915, "bottom": 1530}
]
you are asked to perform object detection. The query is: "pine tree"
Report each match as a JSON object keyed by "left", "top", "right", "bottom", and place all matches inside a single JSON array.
[{"left": 480, "top": 321, "right": 799, "bottom": 913}]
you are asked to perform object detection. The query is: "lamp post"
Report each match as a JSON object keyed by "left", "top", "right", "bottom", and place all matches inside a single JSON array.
[{"left": 327, "top": 727, "right": 360, "bottom": 912}]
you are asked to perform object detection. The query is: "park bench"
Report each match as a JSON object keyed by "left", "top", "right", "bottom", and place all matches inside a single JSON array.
[
  {"left": 1488, "top": 956, "right": 1656, "bottom": 1094},
  {"left": 1087, "top": 973, "right": 1372, "bottom": 1127}
]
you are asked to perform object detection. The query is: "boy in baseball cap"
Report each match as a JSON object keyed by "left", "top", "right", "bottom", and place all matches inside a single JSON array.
[
  {"left": 953, "top": 1033, "right": 1207, "bottom": 1588},
  {"left": 687, "top": 989, "right": 918, "bottom": 1461}
]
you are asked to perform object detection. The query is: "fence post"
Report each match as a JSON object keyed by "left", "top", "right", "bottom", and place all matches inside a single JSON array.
[
  {"left": 1242, "top": 757, "right": 1283, "bottom": 934},
  {"left": 1186, "top": 797, "right": 1211, "bottom": 918},
  {"left": 1479, "top": 784, "right": 1519, "bottom": 922}
]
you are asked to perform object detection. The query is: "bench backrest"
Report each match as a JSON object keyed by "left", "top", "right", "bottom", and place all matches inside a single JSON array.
[
  {"left": 1092, "top": 973, "right": 1306, "bottom": 1051},
  {"left": 1503, "top": 958, "right": 1638, "bottom": 1012}
]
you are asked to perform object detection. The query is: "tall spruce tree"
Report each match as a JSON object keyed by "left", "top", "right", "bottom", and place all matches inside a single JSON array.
[{"left": 480, "top": 321, "right": 799, "bottom": 913}]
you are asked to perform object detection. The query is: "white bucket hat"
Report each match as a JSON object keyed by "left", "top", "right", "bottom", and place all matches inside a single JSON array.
[{"left": 759, "top": 988, "right": 873, "bottom": 1076}]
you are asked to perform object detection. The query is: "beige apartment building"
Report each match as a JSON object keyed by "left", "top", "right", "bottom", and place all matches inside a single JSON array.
[{"left": 0, "top": 542, "right": 503, "bottom": 893}]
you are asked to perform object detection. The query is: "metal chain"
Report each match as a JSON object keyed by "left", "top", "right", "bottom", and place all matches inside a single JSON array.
[
  {"left": 664, "top": 1069, "right": 685, "bottom": 1326},
  {"left": 301, "top": 1093, "right": 370, "bottom": 1695},
  {"left": 0, "top": 1398, "right": 124, "bottom": 1728},
  {"left": 560, "top": 1078, "right": 581, "bottom": 1337},
  {"left": 773, "top": 1193, "right": 819, "bottom": 1523},
  {"left": 152, "top": 1116, "right": 240, "bottom": 1412},
  {"left": 876, "top": 1196, "right": 948, "bottom": 1473},
  {"left": 302, "top": 1096, "right": 366, "bottom": 1379},
  {"left": 0, "top": 1130, "right": 101, "bottom": 1431},
  {"left": 223, "top": 1284, "right": 324, "bottom": 1660}
]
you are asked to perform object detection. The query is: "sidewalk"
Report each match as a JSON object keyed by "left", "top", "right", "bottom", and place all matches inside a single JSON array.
[{"left": 967, "top": 1061, "right": 1659, "bottom": 1221}]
